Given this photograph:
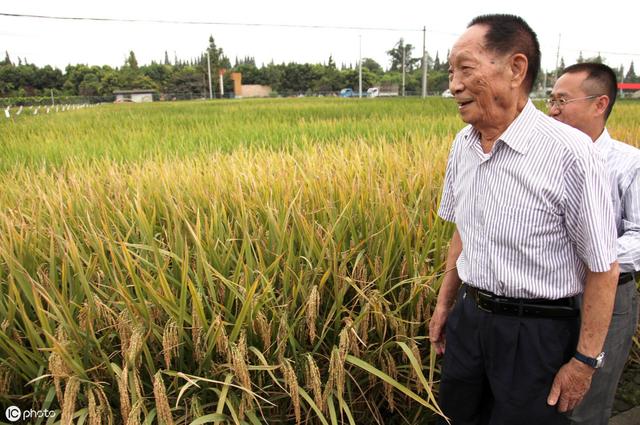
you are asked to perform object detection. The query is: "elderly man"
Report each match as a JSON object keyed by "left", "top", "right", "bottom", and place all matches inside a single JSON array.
[
  {"left": 549, "top": 63, "right": 640, "bottom": 425},
  {"left": 429, "top": 14, "right": 619, "bottom": 425}
]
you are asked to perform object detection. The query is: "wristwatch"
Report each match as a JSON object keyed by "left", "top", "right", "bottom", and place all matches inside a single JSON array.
[{"left": 574, "top": 351, "right": 605, "bottom": 369}]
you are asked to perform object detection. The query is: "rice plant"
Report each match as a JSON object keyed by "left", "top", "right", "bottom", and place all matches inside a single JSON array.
[{"left": 0, "top": 97, "right": 638, "bottom": 424}]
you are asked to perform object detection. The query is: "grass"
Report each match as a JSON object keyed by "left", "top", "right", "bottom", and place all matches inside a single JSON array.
[{"left": 0, "top": 97, "right": 638, "bottom": 424}]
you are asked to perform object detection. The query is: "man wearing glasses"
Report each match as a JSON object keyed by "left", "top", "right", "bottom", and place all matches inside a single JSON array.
[
  {"left": 549, "top": 63, "right": 640, "bottom": 425},
  {"left": 430, "top": 14, "right": 620, "bottom": 424}
]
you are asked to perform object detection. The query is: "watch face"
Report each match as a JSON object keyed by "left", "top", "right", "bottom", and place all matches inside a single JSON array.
[{"left": 595, "top": 352, "right": 606, "bottom": 368}]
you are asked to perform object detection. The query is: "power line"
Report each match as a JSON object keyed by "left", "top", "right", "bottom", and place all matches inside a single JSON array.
[
  {"left": 2, "top": 12, "right": 638, "bottom": 58},
  {"left": 0, "top": 12, "right": 422, "bottom": 33}
]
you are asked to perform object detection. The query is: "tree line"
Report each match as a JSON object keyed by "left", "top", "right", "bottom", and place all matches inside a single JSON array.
[{"left": 1, "top": 36, "right": 638, "bottom": 100}]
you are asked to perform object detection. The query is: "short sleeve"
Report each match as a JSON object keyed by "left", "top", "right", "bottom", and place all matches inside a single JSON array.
[
  {"left": 563, "top": 149, "right": 617, "bottom": 272},
  {"left": 438, "top": 140, "right": 458, "bottom": 223}
]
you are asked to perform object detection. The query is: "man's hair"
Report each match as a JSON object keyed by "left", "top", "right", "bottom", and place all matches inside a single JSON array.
[
  {"left": 468, "top": 14, "right": 541, "bottom": 94},
  {"left": 561, "top": 62, "right": 618, "bottom": 120}
]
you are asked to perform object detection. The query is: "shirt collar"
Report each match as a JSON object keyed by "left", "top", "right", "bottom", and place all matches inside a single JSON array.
[
  {"left": 593, "top": 128, "right": 613, "bottom": 153},
  {"left": 494, "top": 99, "right": 538, "bottom": 155},
  {"left": 463, "top": 99, "right": 538, "bottom": 155}
]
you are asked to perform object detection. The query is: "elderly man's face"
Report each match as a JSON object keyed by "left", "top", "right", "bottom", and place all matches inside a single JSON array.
[{"left": 448, "top": 25, "right": 513, "bottom": 128}]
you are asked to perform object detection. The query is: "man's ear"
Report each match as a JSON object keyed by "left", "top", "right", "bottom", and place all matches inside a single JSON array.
[
  {"left": 594, "top": 95, "right": 610, "bottom": 118},
  {"left": 510, "top": 53, "right": 528, "bottom": 89}
]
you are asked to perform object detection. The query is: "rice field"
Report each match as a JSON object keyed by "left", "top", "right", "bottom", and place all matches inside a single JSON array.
[{"left": 0, "top": 98, "right": 638, "bottom": 425}]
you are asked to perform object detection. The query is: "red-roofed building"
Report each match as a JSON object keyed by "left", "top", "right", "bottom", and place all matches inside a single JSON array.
[{"left": 618, "top": 82, "right": 640, "bottom": 98}]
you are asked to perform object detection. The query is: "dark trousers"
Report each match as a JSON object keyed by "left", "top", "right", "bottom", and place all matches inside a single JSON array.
[
  {"left": 438, "top": 286, "right": 579, "bottom": 425},
  {"left": 569, "top": 280, "right": 639, "bottom": 425}
]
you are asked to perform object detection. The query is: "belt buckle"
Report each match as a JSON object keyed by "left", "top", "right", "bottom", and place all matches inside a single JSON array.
[{"left": 476, "top": 290, "right": 494, "bottom": 313}]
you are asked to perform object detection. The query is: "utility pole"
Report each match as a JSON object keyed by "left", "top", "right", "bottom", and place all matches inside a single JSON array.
[
  {"left": 358, "top": 35, "right": 363, "bottom": 98},
  {"left": 50, "top": 89, "right": 55, "bottom": 106},
  {"left": 206, "top": 50, "right": 213, "bottom": 99},
  {"left": 401, "top": 38, "right": 406, "bottom": 97},
  {"left": 421, "top": 26, "right": 427, "bottom": 98},
  {"left": 219, "top": 70, "right": 225, "bottom": 98},
  {"left": 553, "top": 33, "right": 562, "bottom": 82}
]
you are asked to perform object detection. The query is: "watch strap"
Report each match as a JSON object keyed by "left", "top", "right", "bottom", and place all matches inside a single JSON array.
[{"left": 574, "top": 351, "right": 602, "bottom": 368}]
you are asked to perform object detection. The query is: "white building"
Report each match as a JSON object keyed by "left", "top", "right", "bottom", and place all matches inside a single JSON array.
[{"left": 113, "top": 90, "right": 156, "bottom": 103}]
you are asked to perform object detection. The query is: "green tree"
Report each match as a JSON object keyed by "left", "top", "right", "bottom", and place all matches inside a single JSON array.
[
  {"left": 361, "top": 58, "right": 383, "bottom": 75},
  {"left": 626, "top": 61, "right": 637, "bottom": 82},
  {"left": 387, "top": 39, "right": 420, "bottom": 72},
  {"left": 2, "top": 51, "right": 12, "bottom": 66},
  {"left": 78, "top": 73, "right": 101, "bottom": 96},
  {"left": 166, "top": 66, "right": 203, "bottom": 95},
  {"left": 142, "top": 63, "right": 172, "bottom": 91},
  {"left": 127, "top": 51, "right": 139, "bottom": 70}
]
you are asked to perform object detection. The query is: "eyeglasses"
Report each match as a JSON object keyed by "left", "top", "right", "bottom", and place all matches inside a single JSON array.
[{"left": 545, "top": 95, "right": 600, "bottom": 109}]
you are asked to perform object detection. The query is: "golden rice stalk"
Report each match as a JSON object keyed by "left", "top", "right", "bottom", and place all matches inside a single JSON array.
[
  {"left": 49, "top": 327, "right": 72, "bottom": 406},
  {"left": 352, "top": 261, "right": 368, "bottom": 287},
  {"left": 153, "top": 371, "right": 174, "bottom": 425},
  {"left": 306, "top": 285, "right": 319, "bottom": 343},
  {"left": 117, "top": 363, "right": 131, "bottom": 422},
  {"left": 162, "top": 320, "right": 179, "bottom": 369},
  {"left": 212, "top": 315, "right": 229, "bottom": 359},
  {"left": 238, "top": 329, "right": 248, "bottom": 362},
  {"left": 88, "top": 388, "right": 100, "bottom": 425},
  {"left": 408, "top": 340, "right": 423, "bottom": 393},
  {"left": 127, "top": 326, "right": 146, "bottom": 366},
  {"left": 0, "top": 364, "right": 13, "bottom": 395},
  {"left": 132, "top": 366, "right": 143, "bottom": 402},
  {"left": 344, "top": 317, "right": 361, "bottom": 357},
  {"left": 282, "top": 359, "right": 301, "bottom": 425},
  {"left": 192, "top": 304, "right": 204, "bottom": 365},
  {"left": 367, "top": 290, "right": 386, "bottom": 335},
  {"left": 399, "top": 257, "right": 409, "bottom": 281},
  {"left": 398, "top": 288, "right": 408, "bottom": 306},
  {"left": 79, "top": 301, "right": 91, "bottom": 331},
  {"left": 373, "top": 256, "right": 383, "bottom": 278},
  {"left": 382, "top": 351, "right": 397, "bottom": 412},
  {"left": 276, "top": 313, "right": 288, "bottom": 363},
  {"left": 94, "top": 295, "right": 117, "bottom": 329},
  {"left": 126, "top": 399, "right": 142, "bottom": 425},
  {"left": 322, "top": 348, "right": 344, "bottom": 405},
  {"left": 238, "top": 395, "right": 248, "bottom": 422},
  {"left": 338, "top": 318, "right": 359, "bottom": 360},
  {"left": 306, "top": 354, "right": 323, "bottom": 413},
  {"left": 95, "top": 386, "right": 113, "bottom": 425},
  {"left": 361, "top": 311, "right": 371, "bottom": 347},
  {"left": 60, "top": 377, "right": 80, "bottom": 425},
  {"left": 252, "top": 310, "right": 271, "bottom": 351},
  {"left": 117, "top": 312, "right": 132, "bottom": 359},
  {"left": 231, "top": 334, "right": 252, "bottom": 409}
]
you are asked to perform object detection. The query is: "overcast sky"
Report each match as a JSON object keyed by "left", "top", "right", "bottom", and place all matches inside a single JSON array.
[{"left": 1, "top": 1, "right": 639, "bottom": 73}]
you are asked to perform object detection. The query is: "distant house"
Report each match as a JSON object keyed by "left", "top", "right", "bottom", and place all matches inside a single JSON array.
[
  {"left": 618, "top": 82, "right": 640, "bottom": 98},
  {"left": 230, "top": 73, "right": 272, "bottom": 98},
  {"left": 113, "top": 89, "right": 156, "bottom": 103}
]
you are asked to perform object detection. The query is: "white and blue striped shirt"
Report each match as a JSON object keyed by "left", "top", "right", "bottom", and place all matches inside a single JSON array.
[
  {"left": 438, "top": 100, "right": 617, "bottom": 299},
  {"left": 595, "top": 129, "right": 640, "bottom": 273}
]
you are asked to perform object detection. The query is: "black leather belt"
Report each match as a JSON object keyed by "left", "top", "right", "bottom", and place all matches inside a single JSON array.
[
  {"left": 464, "top": 284, "right": 579, "bottom": 318},
  {"left": 618, "top": 273, "right": 635, "bottom": 286}
]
